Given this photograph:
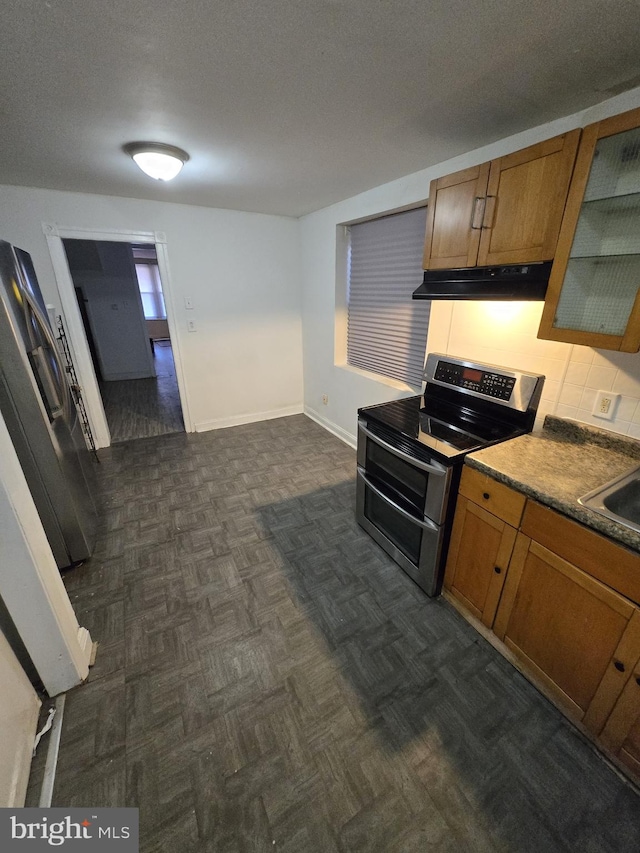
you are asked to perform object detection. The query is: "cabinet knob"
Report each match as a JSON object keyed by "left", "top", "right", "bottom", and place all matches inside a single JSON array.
[
  {"left": 483, "top": 492, "right": 490, "bottom": 500},
  {"left": 614, "top": 660, "right": 625, "bottom": 673},
  {"left": 494, "top": 566, "right": 502, "bottom": 574}
]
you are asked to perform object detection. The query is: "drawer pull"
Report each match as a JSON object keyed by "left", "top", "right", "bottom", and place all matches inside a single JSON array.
[
  {"left": 483, "top": 492, "right": 490, "bottom": 500},
  {"left": 494, "top": 566, "right": 502, "bottom": 574},
  {"left": 614, "top": 660, "right": 625, "bottom": 673}
]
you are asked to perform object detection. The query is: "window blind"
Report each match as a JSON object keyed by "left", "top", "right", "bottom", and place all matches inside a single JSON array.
[{"left": 347, "top": 207, "right": 430, "bottom": 387}]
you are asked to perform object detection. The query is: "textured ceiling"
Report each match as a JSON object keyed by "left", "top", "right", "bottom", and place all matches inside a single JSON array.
[{"left": 1, "top": 0, "right": 640, "bottom": 216}]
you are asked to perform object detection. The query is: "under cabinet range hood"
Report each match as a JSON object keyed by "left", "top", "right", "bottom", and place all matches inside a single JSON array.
[{"left": 412, "top": 261, "right": 552, "bottom": 301}]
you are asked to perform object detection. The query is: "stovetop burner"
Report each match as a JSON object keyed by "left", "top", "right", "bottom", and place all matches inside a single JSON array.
[
  {"left": 358, "top": 395, "right": 522, "bottom": 461},
  {"left": 358, "top": 353, "right": 545, "bottom": 464}
]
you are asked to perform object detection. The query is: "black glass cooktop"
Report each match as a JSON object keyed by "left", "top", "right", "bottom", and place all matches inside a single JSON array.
[{"left": 358, "top": 394, "right": 524, "bottom": 462}]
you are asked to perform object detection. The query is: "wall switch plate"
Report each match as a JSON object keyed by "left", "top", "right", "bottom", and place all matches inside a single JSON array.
[
  {"left": 593, "top": 390, "right": 619, "bottom": 420},
  {"left": 322, "top": 394, "right": 328, "bottom": 405},
  {"left": 187, "top": 319, "right": 196, "bottom": 332},
  {"left": 184, "top": 297, "right": 193, "bottom": 310}
]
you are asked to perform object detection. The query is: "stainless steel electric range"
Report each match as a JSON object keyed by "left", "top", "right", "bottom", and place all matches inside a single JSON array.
[{"left": 356, "top": 353, "right": 544, "bottom": 597}]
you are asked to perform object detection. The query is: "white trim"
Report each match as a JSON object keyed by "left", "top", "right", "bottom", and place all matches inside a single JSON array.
[
  {"left": 43, "top": 222, "right": 193, "bottom": 445},
  {"left": 154, "top": 240, "right": 193, "bottom": 432},
  {"left": 337, "top": 362, "right": 417, "bottom": 393},
  {"left": 76, "top": 627, "right": 93, "bottom": 660},
  {"left": 194, "top": 404, "right": 304, "bottom": 433},
  {"left": 304, "top": 406, "right": 357, "bottom": 449},
  {"left": 45, "top": 233, "right": 111, "bottom": 448},
  {"left": 0, "top": 411, "right": 92, "bottom": 696},
  {"left": 99, "top": 369, "right": 160, "bottom": 381},
  {"left": 43, "top": 223, "right": 166, "bottom": 244}
]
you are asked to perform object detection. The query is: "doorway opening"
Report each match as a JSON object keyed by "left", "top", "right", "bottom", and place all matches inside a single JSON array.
[{"left": 62, "top": 239, "right": 184, "bottom": 443}]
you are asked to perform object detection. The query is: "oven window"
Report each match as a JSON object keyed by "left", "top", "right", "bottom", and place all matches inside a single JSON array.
[
  {"left": 366, "top": 440, "right": 429, "bottom": 512},
  {"left": 364, "top": 488, "right": 422, "bottom": 564}
]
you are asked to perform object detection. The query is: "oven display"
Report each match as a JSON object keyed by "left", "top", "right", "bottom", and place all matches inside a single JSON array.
[
  {"left": 462, "top": 368, "right": 482, "bottom": 383},
  {"left": 434, "top": 360, "right": 515, "bottom": 401}
]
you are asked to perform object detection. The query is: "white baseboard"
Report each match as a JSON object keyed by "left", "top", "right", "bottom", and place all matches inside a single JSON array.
[
  {"left": 304, "top": 406, "right": 357, "bottom": 449},
  {"left": 194, "top": 404, "right": 304, "bottom": 433},
  {"left": 102, "top": 371, "right": 155, "bottom": 381}
]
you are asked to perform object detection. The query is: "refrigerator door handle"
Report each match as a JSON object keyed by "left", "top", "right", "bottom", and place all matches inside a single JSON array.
[
  {"left": 29, "top": 345, "right": 65, "bottom": 420},
  {"left": 21, "top": 287, "right": 73, "bottom": 424}
]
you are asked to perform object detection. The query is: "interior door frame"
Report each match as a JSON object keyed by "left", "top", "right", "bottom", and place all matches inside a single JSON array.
[{"left": 43, "top": 223, "right": 193, "bottom": 447}]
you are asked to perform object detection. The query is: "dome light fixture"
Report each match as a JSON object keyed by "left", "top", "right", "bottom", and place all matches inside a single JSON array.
[{"left": 123, "top": 142, "right": 190, "bottom": 181}]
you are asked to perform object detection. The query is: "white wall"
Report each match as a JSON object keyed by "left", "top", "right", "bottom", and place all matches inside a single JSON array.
[
  {"left": 300, "top": 87, "right": 640, "bottom": 446},
  {"left": 0, "top": 186, "right": 303, "bottom": 434}
]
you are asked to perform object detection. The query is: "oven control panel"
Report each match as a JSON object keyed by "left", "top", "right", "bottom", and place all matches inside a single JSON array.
[
  {"left": 424, "top": 353, "right": 544, "bottom": 413},
  {"left": 434, "top": 361, "right": 515, "bottom": 400}
]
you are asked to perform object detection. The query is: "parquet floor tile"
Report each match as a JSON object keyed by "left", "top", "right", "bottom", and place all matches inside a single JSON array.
[{"left": 39, "top": 415, "right": 640, "bottom": 851}]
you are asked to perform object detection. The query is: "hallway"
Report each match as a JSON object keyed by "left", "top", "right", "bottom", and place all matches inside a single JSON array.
[{"left": 99, "top": 340, "right": 184, "bottom": 443}]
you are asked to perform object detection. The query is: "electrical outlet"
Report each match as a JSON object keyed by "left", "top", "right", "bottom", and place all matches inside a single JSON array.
[
  {"left": 187, "top": 319, "right": 197, "bottom": 332},
  {"left": 593, "top": 390, "right": 619, "bottom": 420},
  {"left": 322, "top": 394, "right": 328, "bottom": 405}
]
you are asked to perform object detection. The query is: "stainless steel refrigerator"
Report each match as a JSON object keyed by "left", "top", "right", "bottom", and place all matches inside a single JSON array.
[{"left": 0, "top": 240, "right": 97, "bottom": 569}]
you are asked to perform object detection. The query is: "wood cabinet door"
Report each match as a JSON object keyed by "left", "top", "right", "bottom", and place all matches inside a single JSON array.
[
  {"left": 444, "top": 496, "right": 516, "bottom": 627},
  {"left": 423, "top": 163, "right": 490, "bottom": 270},
  {"left": 600, "top": 653, "right": 640, "bottom": 780},
  {"left": 476, "top": 130, "right": 580, "bottom": 267},
  {"left": 493, "top": 533, "right": 640, "bottom": 731},
  {"left": 538, "top": 106, "right": 640, "bottom": 352}
]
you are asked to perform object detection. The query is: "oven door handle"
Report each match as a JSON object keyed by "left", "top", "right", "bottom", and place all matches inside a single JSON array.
[
  {"left": 358, "top": 470, "right": 440, "bottom": 532},
  {"left": 358, "top": 421, "right": 447, "bottom": 476}
]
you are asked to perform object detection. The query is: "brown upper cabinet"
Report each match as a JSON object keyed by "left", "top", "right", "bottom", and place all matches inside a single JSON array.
[
  {"left": 423, "top": 130, "right": 581, "bottom": 272},
  {"left": 538, "top": 106, "right": 640, "bottom": 351}
]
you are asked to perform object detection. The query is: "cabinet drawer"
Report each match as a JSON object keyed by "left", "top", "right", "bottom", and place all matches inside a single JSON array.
[
  {"left": 459, "top": 466, "right": 526, "bottom": 527},
  {"left": 521, "top": 501, "right": 640, "bottom": 606}
]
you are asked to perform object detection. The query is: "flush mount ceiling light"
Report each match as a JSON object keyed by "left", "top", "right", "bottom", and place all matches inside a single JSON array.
[{"left": 123, "top": 142, "right": 190, "bottom": 181}]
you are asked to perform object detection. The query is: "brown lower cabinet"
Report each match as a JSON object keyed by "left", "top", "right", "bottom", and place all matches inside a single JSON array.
[
  {"left": 493, "top": 532, "right": 640, "bottom": 734},
  {"left": 444, "top": 469, "right": 525, "bottom": 627},
  {"left": 444, "top": 465, "right": 640, "bottom": 784},
  {"left": 600, "top": 657, "right": 640, "bottom": 779}
]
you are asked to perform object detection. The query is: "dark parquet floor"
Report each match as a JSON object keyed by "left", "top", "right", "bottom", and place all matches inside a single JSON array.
[
  {"left": 45, "top": 415, "right": 640, "bottom": 851},
  {"left": 99, "top": 340, "right": 184, "bottom": 444}
]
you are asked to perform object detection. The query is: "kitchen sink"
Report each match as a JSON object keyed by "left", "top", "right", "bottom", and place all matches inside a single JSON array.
[{"left": 578, "top": 464, "right": 640, "bottom": 534}]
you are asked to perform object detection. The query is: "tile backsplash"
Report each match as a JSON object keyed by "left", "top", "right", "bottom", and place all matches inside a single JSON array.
[
  {"left": 429, "top": 300, "right": 640, "bottom": 439},
  {"left": 557, "top": 346, "right": 640, "bottom": 438}
]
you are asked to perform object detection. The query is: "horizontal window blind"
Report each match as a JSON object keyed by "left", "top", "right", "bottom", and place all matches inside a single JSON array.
[{"left": 347, "top": 207, "right": 430, "bottom": 387}]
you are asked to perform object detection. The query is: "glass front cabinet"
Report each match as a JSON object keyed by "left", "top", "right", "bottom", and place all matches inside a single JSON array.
[{"left": 538, "top": 106, "right": 640, "bottom": 351}]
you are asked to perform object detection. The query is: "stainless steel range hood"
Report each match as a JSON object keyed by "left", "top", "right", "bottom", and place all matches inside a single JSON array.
[{"left": 412, "top": 261, "right": 552, "bottom": 301}]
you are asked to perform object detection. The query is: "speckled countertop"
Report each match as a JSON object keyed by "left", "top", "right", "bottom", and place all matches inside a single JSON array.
[{"left": 465, "top": 416, "right": 640, "bottom": 553}]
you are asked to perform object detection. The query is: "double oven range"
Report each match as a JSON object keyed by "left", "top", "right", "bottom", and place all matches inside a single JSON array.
[{"left": 356, "top": 353, "right": 544, "bottom": 597}]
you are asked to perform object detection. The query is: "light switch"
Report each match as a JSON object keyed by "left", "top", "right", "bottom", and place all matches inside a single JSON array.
[{"left": 184, "top": 297, "right": 193, "bottom": 310}]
